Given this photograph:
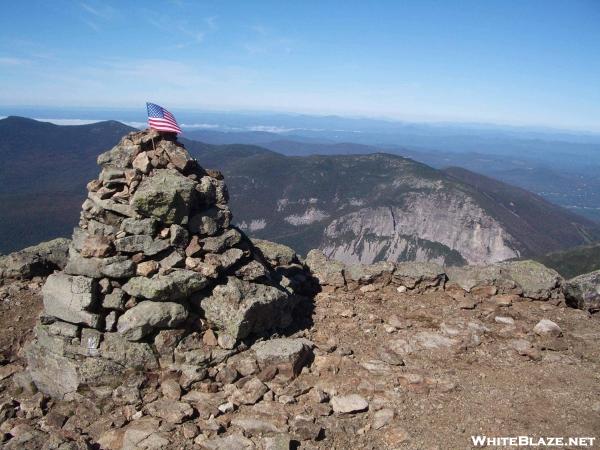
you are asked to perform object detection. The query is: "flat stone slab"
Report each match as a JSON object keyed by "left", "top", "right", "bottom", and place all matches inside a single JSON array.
[
  {"left": 252, "top": 338, "right": 312, "bottom": 378},
  {"left": 122, "top": 269, "right": 208, "bottom": 301},
  {"left": 42, "top": 273, "right": 101, "bottom": 328},
  {"left": 117, "top": 301, "right": 188, "bottom": 341},
  {"left": 331, "top": 394, "right": 369, "bottom": 414}
]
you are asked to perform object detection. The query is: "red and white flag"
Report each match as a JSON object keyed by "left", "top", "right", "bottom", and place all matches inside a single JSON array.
[{"left": 146, "top": 102, "right": 182, "bottom": 134}]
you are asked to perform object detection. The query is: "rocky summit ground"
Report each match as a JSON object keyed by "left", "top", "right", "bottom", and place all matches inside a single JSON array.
[
  {"left": 0, "top": 263, "right": 599, "bottom": 449},
  {"left": 0, "top": 128, "right": 598, "bottom": 450}
]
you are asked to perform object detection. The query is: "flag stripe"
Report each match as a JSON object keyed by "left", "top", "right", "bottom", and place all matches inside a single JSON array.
[{"left": 146, "top": 102, "right": 182, "bottom": 133}]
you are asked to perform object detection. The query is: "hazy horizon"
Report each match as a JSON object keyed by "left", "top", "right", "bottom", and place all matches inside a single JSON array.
[{"left": 2, "top": 106, "right": 600, "bottom": 138}]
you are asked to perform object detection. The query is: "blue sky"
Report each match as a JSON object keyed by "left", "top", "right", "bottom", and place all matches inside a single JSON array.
[{"left": 1, "top": 0, "right": 599, "bottom": 131}]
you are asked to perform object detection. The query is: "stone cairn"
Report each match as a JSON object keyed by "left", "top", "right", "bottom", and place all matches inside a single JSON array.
[{"left": 26, "top": 129, "right": 303, "bottom": 399}]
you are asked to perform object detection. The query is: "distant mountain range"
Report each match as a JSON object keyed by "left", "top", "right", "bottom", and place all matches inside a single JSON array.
[
  {"left": 1, "top": 116, "right": 599, "bottom": 266},
  {"left": 186, "top": 128, "right": 600, "bottom": 223}
]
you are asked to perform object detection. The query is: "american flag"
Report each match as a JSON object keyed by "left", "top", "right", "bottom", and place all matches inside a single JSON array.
[{"left": 146, "top": 102, "right": 182, "bottom": 134}]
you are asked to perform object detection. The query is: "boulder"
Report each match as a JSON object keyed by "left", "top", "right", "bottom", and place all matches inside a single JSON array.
[
  {"left": 25, "top": 341, "right": 79, "bottom": 399},
  {"left": 97, "top": 138, "right": 144, "bottom": 168},
  {"left": 564, "top": 270, "right": 600, "bottom": 312},
  {"left": 393, "top": 262, "right": 446, "bottom": 292},
  {"left": 0, "top": 238, "right": 70, "bottom": 279},
  {"left": 42, "top": 273, "right": 101, "bottom": 328},
  {"left": 252, "top": 338, "right": 312, "bottom": 378},
  {"left": 305, "top": 250, "right": 345, "bottom": 287},
  {"left": 122, "top": 269, "right": 208, "bottom": 301},
  {"left": 99, "top": 333, "right": 158, "bottom": 368},
  {"left": 252, "top": 239, "right": 299, "bottom": 267},
  {"left": 497, "top": 260, "right": 563, "bottom": 299},
  {"left": 345, "top": 261, "right": 395, "bottom": 285},
  {"left": 132, "top": 169, "right": 197, "bottom": 224},
  {"left": 533, "top": 319, "right": 562, "bottom": 337},
  {"left": 116, "top": 301, "right": 188, "bottom": 341},
  {"left": 202, "top": 276, "right": 297, "bottom": 339},
  {"left": 446, "top": 260, "right": 563, "bottom": 300}
]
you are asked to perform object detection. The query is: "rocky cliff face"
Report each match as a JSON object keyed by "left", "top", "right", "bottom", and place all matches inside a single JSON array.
[
  {"left": 189, "top": 149, "right": 599, "bottom": 267},
  {"left": 321, "top": 190, "right": 518, "bottom": 265}
]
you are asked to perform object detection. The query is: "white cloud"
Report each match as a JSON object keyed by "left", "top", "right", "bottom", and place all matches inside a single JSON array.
[
  {"left": 247, "top": 125, "right": 294, "bottom": 133},
  {"left": 180, "top": 123, "right": 220, "bottom": 129}
]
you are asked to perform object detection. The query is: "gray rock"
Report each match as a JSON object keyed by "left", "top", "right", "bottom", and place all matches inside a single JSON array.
[
  {"left": 170, "top": 224, "right": 190, "bottom": 247},
  {"left": 162, "top": 141, "right": 194, "bottom": 171},
  {"left": 25, "top": 341, "right": 80, "bottom": 399},
  {"left": 122, "top": 269, "right": 208, "bottom": 301},
  {"left": 114, "top": 235, "right": 170, "bottom": 256},
  {"left": 207, "top": 248, "right": 244, "bottom": 272},
  {"left": 252, "top": 338, "right": 312, "bottom": 378},
  {"left": 305, "top": 250, "right": 346, "bottom": 287},
  {"left": 331, "top": 394, "right": 369, "bottom": 414},
  {"left": 117, "top": 301, "right": 188, "bottom": 341},
  {"left": 235, "top": 260, "right": 269, "bottom": 282},
  {"left": 230, "top": 416, "right": 286, "bottom": 435},
  {"left": 373, "top": 408, "right": 394, "bottom": 429},
  {"left": 202, "top": 276, "right": 297, "bottom": 339},
  {"left": 200, "top": 228, "right": 242, "bottom": 253},
  {"left": 189, "top": 207, "right": 231, "bottom": 236},
  {"left": 42, "top": 273, "right": 101, "bottom": 328},
  {"left": 97, "top": 141, "right": 139, "bottom": 168},
  {"left": 102, "top": 288, "right": 126, "bottom": 310},
  {"left": 564, "top": 270, "right": 600, "bottom": 312},
  {"left": 160, "top": 250, "right": 185, "bottom": 269},
  {"left": 393, "top": 262, "right": 446, "bottom": 291},
  {"left": 533, "top": 319, "right": 562, "bottom": 337},
  {"left": 497, "top": 260, "right": 562, "bottom": 299},
  {"left": 447, "top": 260, "right": 562, "bottom": 300},
  {"left": 252, "top": 239, "right": 299, "bottom": 267},
  {"left": 263, "top": 435, "right": 292, "bottom": 450},
  {"left": 88, "top": 192, "right": 138, "bottom": 218},
  {"left": 229, "top": 377, "right": 268, "bottom": 405},
  {"left": 121, "top": 218, "right": 158, "bottom": 236},
  {"left": 346, "top": 261, "right": 395, "bottom": 285},
  {"left": 48, "top": 321, "right": 79, "bottom": 337},
  {"left": 145, "top": 399, "right": 194, "bottom": 424},
  {"left": 105, "top": 311, "right": 117, "bottom": 331},
  {"left": 99, "top": 332, "right": 158, "bottom": 368},
  {"left": 0, "top": 238, "right": 70, "bottom": 279},
  {"left": 132, "top": 169, "right": 197, "bottom": 224},
  {"left": 64, "top": 248, "right": 136, "bottom": 279},
  {"left": 87, "top": 219, "right": 118, "bottom": 237},
  {"left": 132, "top": 152, "right": 151, "bottom": 174},
  {"left": 446, "top": 264, "right": 517, "bottom": 293},
  {"left": 200, "top": 433, "right": 255, "bottom": 450}
]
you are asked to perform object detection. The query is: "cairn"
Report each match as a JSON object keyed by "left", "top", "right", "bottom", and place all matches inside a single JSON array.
[{"left": 26, "top": 129, "right": 301, "bottom": 398}]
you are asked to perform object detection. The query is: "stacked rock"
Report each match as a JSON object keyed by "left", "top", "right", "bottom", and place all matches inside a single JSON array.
[{"left": 26, "top": 129, "right": 299, "bottom": 398}]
